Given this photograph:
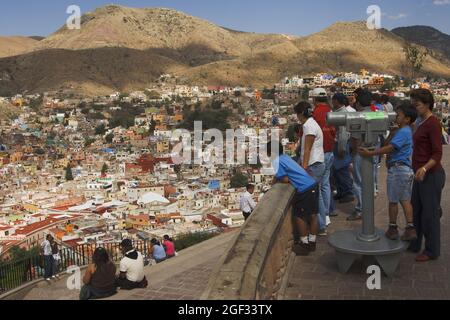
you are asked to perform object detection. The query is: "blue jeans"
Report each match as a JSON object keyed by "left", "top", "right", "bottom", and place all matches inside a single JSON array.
[
  {"left": 321, "top": 153, "right": 334, "bottom": 217},
  {"left": 352, "top": 154, "right": 363, "bottom": 213},
  {"left": 353, "top": 154, "right": 380, "bottom": 213},
  {"left": 309, "top": 162, "right": 326, "bottom": 229},
  {"left": 387, "top": 166, "right": 414, "bottom": 203},
  {"left": 333, "top": 165, "right": 354, "bottom": 198}
]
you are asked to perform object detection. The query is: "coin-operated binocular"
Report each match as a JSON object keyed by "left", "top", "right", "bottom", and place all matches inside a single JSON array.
[
  {"left": 327, "top": 112, "right": 396, "bottom": 146},
  {"left": 326, "top": 112, "right": 407, "bottom": 277}
]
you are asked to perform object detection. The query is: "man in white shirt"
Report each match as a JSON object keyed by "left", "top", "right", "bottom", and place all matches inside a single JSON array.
[
  {"left": 117, "top": 239, "right": 147, "bottom": 290},
  {"left": 294, "top": 101, "right": 326, "bottom": 235},
  {"left": 240, "top": 184, "right": 257, "bottom": 221},
  {"left": 41, "top": 234, "right": 54, "bottom": 281}
]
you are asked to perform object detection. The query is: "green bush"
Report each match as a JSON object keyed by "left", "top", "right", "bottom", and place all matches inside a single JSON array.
[{"left": 173, "top": 232, "right": 218, "bottom": 252}]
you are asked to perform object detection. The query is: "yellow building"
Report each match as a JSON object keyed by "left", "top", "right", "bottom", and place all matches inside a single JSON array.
[
  {"left": 23, "top": 204, "right": 39, "bottom": 213},
  {"left": 157, "top": 141, "right": 170, "bottom": 153}
]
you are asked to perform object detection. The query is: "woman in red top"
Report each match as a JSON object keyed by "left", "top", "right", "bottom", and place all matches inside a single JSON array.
[
  {"left": 163, "top": 235, "right": 176, "bottom": 258},
  {"left": 409, "top": 89, "right": 446, "bottom": 262}
]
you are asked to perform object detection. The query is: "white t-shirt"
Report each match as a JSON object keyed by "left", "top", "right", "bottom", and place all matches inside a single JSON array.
[
  {"left": 120, "top": 250, "right": 145, "bottom": 283},
  {"left": 41, "top": 240, "right": 52, "bottom": 256},
  {"left": 301, "top": 117, "right": 324, "bottom": 166},
  {"left": 345, "top": 106, "right": 357, "bottom": 112},
  {"left": 240, "top": 191, "right": 256, "bottom": 213}
]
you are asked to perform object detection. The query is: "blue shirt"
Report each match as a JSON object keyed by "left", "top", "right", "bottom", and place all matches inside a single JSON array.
[
  {"left": 153, "top": 245, "right": 167, "bottom": 260},
  {"left": 273, "top": 155, "right": 317, "bottom": 193},
  {"left": 388, "top": 126, "right": 413, "bottom": 167}
]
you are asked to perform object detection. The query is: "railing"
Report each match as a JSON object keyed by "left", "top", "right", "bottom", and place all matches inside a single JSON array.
[
  {"left": 0, "top": 240, "right": 150, "bottom": 295},
  {"left": 202, "top": 183, "right": 296, "bottom": 300}
]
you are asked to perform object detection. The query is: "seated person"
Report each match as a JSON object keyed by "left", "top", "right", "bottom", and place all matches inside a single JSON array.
[
  {"left": 149, "top": 238, "right": 167, "bottom": 263},
  {"left": 116, "top": 239, "right": 148, "bottom": 290},
  {"left": 79, "top": 247, "right": 117, "bottom": 300},
  {"left": 162, "top": 235, "right": 176, "bottom": 259}
]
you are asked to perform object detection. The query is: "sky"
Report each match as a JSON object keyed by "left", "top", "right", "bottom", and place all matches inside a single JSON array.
[{"left": 0, "top": 0, "right": 449, "bottom": 37}]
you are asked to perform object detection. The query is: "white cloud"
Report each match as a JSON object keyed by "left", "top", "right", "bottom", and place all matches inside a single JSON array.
[
  {"left": 433, "top": 0, "right": 450, "bottom": 5},
  {"left": 384, "top": 13, "right": 408, "bottom": 20}
]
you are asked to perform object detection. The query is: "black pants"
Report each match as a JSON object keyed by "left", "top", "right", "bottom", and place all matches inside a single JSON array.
[
  {"left": 116, "top": 277, "right": 148, "bottom": 290},
  {"left": 410, "top": 169, "right": 446, "bottom": 258}
]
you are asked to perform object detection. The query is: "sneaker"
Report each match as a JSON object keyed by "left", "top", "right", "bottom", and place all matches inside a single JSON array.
[
  {"left": 339, "top": 195, "right": 355, "bottom": 203},
  {"left": 333, "top": 194, "right": 343, "bottom": 201},
  {"left": 329, "top": 212, "right": 339, "bottom": 217},
  {"left": 347, "top": 212, "right": 362, "bottom": 221},
  {"left": 45, "top": 278, "right": 51, "bottom": 281},
  {"left": 51, "top": 276, "right": 56, "bottom": 279},
  {"left": 401, "top": 227, "right": 418, "bottom": 242},
  {"left": 318, "top": 229, "right": 327, "bottom": 236},
  {"left": 385, "top": 225, "right": 399, "bottom": 240},
  {"left": 326, "top": 216, "right": 331, "bottom": 226},
  {"left": 308, "top": 242, "right": 317, "bottom": 252},
  {"left": 293, "top": 242, "right": 310, "bottom": 256}
]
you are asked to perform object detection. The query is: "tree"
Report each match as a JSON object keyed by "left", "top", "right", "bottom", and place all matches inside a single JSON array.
[
  {"left": 65, "top": 164, "right": 74, "bottom": 181},
  {"left": 105, "top": 133, "right": 114, "bottom": 144},
  {"left": 230, "top": 171, "right": 249, "bottom": 189},
  {"left": 101, "top": 163, "right": 108, "bottom": 176},
  {"left": 403, "top": 43, "right": 428, "bottom": 79},
  {"left": 287, "top": 124, "right": 300, "bottom": 142},
  {"left": 301, "top": 87, "right": 311, "bottom": 100},
  {"left": 95, "top": 124, "right": 106, "bottom": 135},
  {"left": 84, "top": 137, "right": 95, "bottom": 147},
  {"left": 29, "top": 96, "right": 43, "bottom": 111}
]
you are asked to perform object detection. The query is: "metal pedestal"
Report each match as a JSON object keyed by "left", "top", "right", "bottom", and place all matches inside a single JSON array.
[
  {"left": 329, "top": 229, "right": 408, "bottom": 277},
  {"left": 328, "top": 152, "right": 408, "bottom": 277}
]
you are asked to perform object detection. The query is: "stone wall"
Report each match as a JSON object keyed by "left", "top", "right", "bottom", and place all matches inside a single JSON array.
[{"left": 202, "top": 183, "right": 296, "bottom": 300}]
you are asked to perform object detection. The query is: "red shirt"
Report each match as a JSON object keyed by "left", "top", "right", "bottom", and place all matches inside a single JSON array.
[
  {"left": 412, "top": 116, "right": 443, "bottom": 173},
  {"left": 312, "top": 104, "right": 336, "bottom": 153},
  {"left": 163, "top": 240, "right": 175, "bottom": 256}
]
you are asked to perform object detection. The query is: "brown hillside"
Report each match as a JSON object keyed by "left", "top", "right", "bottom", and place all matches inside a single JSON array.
[{"left": 0, "top": 36, "right": 40, "bottom": 58}]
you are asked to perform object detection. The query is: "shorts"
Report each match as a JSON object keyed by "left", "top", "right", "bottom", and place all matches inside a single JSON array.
[
  {"left": 292, "top": 185, "right": 319, "bottom": 220},
  {"left": 387, "top": 165, "right": 414, "bottom": 203}
]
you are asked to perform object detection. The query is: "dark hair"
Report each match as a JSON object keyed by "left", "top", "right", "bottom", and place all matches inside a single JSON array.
[
  {"left": 246, "top": 184, "right": 255, "bottom": 191},
  {"left": 332, "top": 93, "right": 347, "bottom": 106},
  {"left": 151, "top": 238, "right": 160, "bottom": 246},
  {"left": 396, "top": 102, "right": 417, "bottom": 124},
  {"left": 92, "top": 247, "right": 110, "bottom": 270},
  {"left": 354, "top": 87, "right": 364, "bottom": 96},
  {"left": 381, "top": 95, "right": 390, "bottom": 104},
  {"left": 294, "top": 101, "right": 313, "bottom": 118},
  {"left": 266, "top": 141, "right": 284, "bottom": 156},
  {"left": 356, "top": 89, "right": 373, "bottom": 108},
  {"left": 410, "top": 89, "right": 435, "bottom": 111},
  {"left": 163, "top": 235, "right": 173, "bottom": 242},
  {"left": 373, "top": 93, "right": 383, "bottom": 104},
  {"left": 120, "top": 239, "right": 133, "bottom": 250}
]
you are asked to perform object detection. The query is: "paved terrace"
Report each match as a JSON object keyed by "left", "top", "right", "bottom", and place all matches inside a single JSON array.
[
  {"left": 6, "top": 231, "right": 237, "bottom": 300},
  {"left": 280, "top": 151, "right": 450, "bottom": 300},
  {"left": 2, "top": 147, "right": 449, "bottom": 300}
]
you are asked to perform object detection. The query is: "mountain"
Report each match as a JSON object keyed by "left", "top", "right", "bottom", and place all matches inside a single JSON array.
[
  {"left": 392, "top": 26, "right": 450, "bottom": 61},
  {"left": 179, "top": 21, "right": 450, "bottom": 87},
  {"left": 0, "top": 5, "right": 449, "bottom": 95},
  {"left": 0, "top": 36, "right": 40, "bottom": 58},
  {"left": 34, "top": 5, "right": 294, "bottom": 64}
]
